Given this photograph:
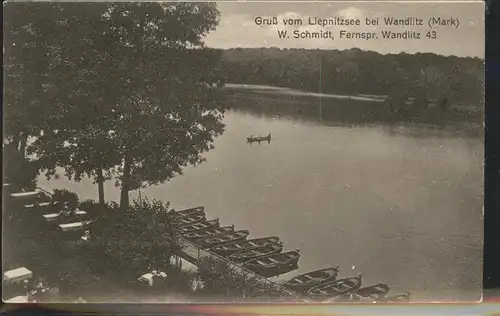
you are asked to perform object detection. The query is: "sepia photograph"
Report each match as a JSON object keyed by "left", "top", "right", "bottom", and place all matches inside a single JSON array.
[{"left": 3, "top": 1, "right": 484, "bottom": 304}]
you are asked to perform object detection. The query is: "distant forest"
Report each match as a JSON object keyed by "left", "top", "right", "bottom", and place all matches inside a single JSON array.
[{"left": 221, "top": 48, "right": 484, "bottom": 105}]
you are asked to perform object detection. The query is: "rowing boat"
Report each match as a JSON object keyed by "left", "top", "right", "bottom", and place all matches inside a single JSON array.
[
  {"left": 306, "top": 274, "right": 362, "bottom": 299},
  {"left": 228, "top": 242, "right": 283, "bottom": 263},
  {"left": 328, "top": 283, "right": 390, "bottom": 303},
  {"left": 178, "top": 219, "right": 219, "bottom": 234},
  {"left": 183, "top": 225, "right": 235, "bottom": 240},
  {"left": 283, "top": 266, "right": 340, "bottom": 293},
  {"left": 375, "top": 292, "right": 410, "bottom": 303},
  {"left": 178, "top": 213, "right": 206, "bottom": 226},
  {"left": 195, "top": 230, "right": 250, "bottom": 249},
  {"left": 242, "top": 250, "right": 300, "bottom": 275},
  {"left": 210, "top": 236, "right": 280, "bottom": 257},
  {"left": 174, "top": 206, "right": 205, "bottom": 218}
]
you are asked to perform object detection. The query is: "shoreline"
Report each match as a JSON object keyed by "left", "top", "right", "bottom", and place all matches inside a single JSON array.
[{"left": 224, "top": 83, "right": 483, "bottom": 111}]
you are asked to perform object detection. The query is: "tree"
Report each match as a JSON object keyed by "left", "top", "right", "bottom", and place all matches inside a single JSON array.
[
  {"left": 11, "top": 2, "right": 226, "bottom": 208},
  {"left": 95, "top": 3, "right": 225, "bottom": 209},
  {"left": 221, "top": 48, "right": 484, "bottom": 105}
]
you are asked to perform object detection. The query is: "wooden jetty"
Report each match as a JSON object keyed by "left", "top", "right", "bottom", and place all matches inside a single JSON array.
[{"left": 177, "top": 236, "right": 301, "bottom": 299}]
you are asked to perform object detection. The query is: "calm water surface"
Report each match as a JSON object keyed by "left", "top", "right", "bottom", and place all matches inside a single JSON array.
[{"left": 38, "top": 100, "right": 483, "bottom": 302}]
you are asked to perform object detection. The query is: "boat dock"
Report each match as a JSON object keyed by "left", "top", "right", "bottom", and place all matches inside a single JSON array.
[
  {"left": 7, "top": 189, "right": 407, "bottom": 302},
  {"left": 177, "top": 237, "right": 301, "bottom": 299}
]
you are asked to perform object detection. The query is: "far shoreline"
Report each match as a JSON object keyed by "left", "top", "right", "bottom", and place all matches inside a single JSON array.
[{"left": 224, "top": 83, "right": 387, "bottom": 103}]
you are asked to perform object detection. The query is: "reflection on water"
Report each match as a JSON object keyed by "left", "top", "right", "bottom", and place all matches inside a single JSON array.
[
  {"left": 226, "top": 87, "right": 483, "bottom": 140},
  {"left": 38, "top": 92, "right": 483, "bottom": 302}
]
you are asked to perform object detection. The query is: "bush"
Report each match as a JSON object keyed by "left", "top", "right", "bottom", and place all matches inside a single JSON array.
[
  {"left": 52, "top": 189, "right": 79, "bottom": 209},
  {"left": 165, "top": 267, "right": 197, "bottom": 294},
  {"left": 84, "top": 198, "right": 183, "bottom": 285},
  {"left": 78, "top": 199, "right": 108, "bottom": 217},
  {"left": 3, "top": 144, "right": 38, "bottom": 191}
]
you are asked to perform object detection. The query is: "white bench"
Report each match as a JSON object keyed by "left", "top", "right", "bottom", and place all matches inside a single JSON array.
[
  {"left": 59, "top": 220, "right": 92, "bottom": 232},
  {"left": 43, "top": 210, "right": 87, "bottom": 222},
  {"left": 3, "top": 267, "right": 33, "bottom": 285},
  {"left": 10, "top": 191, "right": 44, "bottom": 200},
  {"left": 4, "top": 295, "right": 29, "bottom": 303},
  {"left": 26, "top": 201, "right": 60, "bottom": 209}
]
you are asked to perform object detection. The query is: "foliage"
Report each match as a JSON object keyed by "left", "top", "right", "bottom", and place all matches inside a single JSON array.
[
  {"left": 84, "top": 198, "right": 183, "bottom": 284},
  {"left": 51, "top": 189, "right": 80, "bottom": 209},
  {"left": 196, "top": 257, "right": 289, "bottom": 302},
  {"left": 3, "top": 143, "right": 38, "bottom": 191},
  {"left": 166, "top": 268, "right": 198, "bottom": 295},
  {"left": 222, "top": 48, "right": 484, "bottom": 105},
  {"left": 4, "top": 2, "right": 226, "bottom": 209}
]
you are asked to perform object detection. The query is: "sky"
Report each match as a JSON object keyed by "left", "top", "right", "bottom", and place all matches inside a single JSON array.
[{"left": 204, "top": 1, "right": 485, "bottom": 58}]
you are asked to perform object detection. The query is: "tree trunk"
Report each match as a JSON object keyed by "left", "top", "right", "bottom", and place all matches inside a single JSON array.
[
  {"left": 19, "top": 134, "right": 27, "bottom": 159},
  {"left": 96, "top": 168, "right": 105, "bottom": 206},
  {"left": 119, "top": 155, "right": 132, "bottom": 210}
]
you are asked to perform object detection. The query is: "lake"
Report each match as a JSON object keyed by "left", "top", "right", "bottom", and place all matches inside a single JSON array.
[{"left": 38, "top": 87, "right": 483, "bottom": 302}]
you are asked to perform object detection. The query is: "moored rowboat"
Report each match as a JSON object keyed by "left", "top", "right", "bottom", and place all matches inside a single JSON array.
[
  {"left": 195, "top": 230, "right": 250, "bottom": 249},
  {"left": 183, "top": 225, "right": 235, "bottom": 240},
  {"left": 242, "top": 250, "right": 300, "bottom": 274},
  {"left": 173, "top": 206, "right": 205, "bottom": 218},
  {"left": 178, "top": 213, "right": 206, "bottom": 226},
  {"left": 283, "top": 266, "right": 340, "bottom": 293},
  {"left": 306, "top": 274, "right": 362, "bottom": 299},
  {"left": 178, "top": 219, "right": 219, "bottom": 234},
  {"left": 210, "top": 236, "right": 280, "bottom": 257},
  {"left": 228, "top": 242, "right": 283, "bottom": 263},
  {"left": 327, "top": 283, "right": 390, "bottom": 303}
]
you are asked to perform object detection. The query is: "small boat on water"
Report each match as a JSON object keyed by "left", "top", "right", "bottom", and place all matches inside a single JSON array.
[
  {"left": 178, "top": 219, "right": 219, "bottom": 234},
  {"left": 243, "top": 250, "right": 300, "bottom": 275},
  {"left": 183, "top": 225, "right": 235, "bottom": 240},
  {"left": 228, "top": 242, "right": 283, "bottom": 263},
  {"left": 195, "top": 230, "right": 250, "bottom": 249},
  {"left": 306, "top": 274, "right": 363, "bottom": 299},
  {"left": 173, "top": 206, "right": 205, "bottom": 218},
  {"left": 178, "top": 213, "right": 206, "bottom": 226},
  {"left": 283, "top": 266, "right": 340, "bottom": 293},
  {"left": 375, "top": 292, "right": 410, "bottom": 303},
  {"left": 210, "top": 236, "right": 280, "bottom": 257},
  {"left": 329, "top": 283, "right": 390, "bottom": 303},
  {"left": 247, "top": 133, "right": 271, "bottom": 143}
]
